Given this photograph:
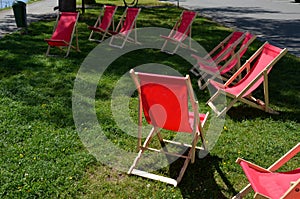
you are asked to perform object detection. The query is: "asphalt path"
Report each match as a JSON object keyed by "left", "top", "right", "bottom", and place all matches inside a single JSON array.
[
  {"left": 164, "top": 0, "right": 300, "bottom": 57},
  {"left": 0, "top": 0, "right": 57, "bottom": 38}
]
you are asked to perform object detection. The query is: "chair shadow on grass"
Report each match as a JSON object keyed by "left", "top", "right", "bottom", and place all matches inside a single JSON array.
[
  {"left": 227, "top": 105, "right": 300, "bottom": 123},
  {"left": 168, "top": 153, "right": 236, "bottom": 198}
]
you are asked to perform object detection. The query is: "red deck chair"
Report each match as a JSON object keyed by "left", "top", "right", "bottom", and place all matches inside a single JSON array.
[
  {"left": 160, "top": 10, "right": 197, "bottom": 54},
  {"left": 194, "top": 32, "right": 256, "bottom": 90},
  {"left": 232, "top": 143, "right": 300, "bottom": 199},
  {"left": 45, "top": 12, "right": 80, "bottom": 57},
  {"left": 109, "top": 7, "right": 141, "bottom": 48},
  {"left": 190, "top": 31, "right": 246, "bottom": 76},
  {"left": 128, "top": 69, "right": 209, "bottom": 187},
  {"left": 207, "top": 42, "right": 287, "bottom": 117},
  {"left": 88, "top": 5, "right": 117, "bottom": 42}
]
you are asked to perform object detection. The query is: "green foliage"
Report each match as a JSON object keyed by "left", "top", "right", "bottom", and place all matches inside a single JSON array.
[{"left": 0, "top": 1, "right": 299, "bottom": 199}]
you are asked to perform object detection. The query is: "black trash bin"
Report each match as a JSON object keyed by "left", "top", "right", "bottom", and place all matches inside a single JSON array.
[
  {"left": 12, "top": 0, "right": 27, "bottom": 28},
  {"left": 59, "top": 0, "right": 76, "bottom": 12}
]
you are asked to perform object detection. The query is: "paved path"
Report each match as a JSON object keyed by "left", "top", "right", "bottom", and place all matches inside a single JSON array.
[
  {"left": 0, "top": 0, "right": 57, "bottom": 38},
  {"left": 165, "top": 0, "right": 300, "bottom": 57}
]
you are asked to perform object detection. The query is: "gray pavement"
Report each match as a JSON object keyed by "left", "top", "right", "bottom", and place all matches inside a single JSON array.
[
  {"left": 0, "top": 0, "right": 57, "bottom": 38},
  {"left": 165, "top": 0, "right": 300, "bottom": 57}
]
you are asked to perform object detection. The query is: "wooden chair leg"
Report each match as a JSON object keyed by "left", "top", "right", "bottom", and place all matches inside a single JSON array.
[
  {"left": 232, "top": 184, "right": 253, "bottom": 199},
  {"left": 46, "top": 46, "right": 51, "bottom": 56},
  {"left": 76, "top": 28, "right": 80, "bottom": 52},
  {"left": 176, "top": 148, "right": 193, "bottom": 184},
  {"left": 88, "top": 30, "right": 94, "bottom": 41},
  {"left": 128, "top": 127, "right": 158, "bottom": 174}
]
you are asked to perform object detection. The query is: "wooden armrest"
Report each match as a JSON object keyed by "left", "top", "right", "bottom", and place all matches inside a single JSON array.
[
  {"left": 223, "top": 61, "right": 250, "bottom": 87},
  {"left": 290, "top": 181, "right": 296, "bottom": 186},
  {"left": 268, "top": 143, "right": 300, "bottom": 171},
  {"left": 282, "top": 178, "right": 300, "bottom": 199}
]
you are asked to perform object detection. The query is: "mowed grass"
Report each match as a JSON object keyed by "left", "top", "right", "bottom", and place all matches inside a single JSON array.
[{"left": 0, "top": 0, "right": 299, "bottom": 198}]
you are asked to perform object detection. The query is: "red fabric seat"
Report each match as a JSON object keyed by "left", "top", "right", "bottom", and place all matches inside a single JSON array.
[
  {"left": 88, "top": 5, "right": 117, "bottom": 42},
  {"left": 191, "top": 32, "right": 256, "bottom": 90},
  {"left": 160, "top": 10, "right": 197, "bottom": 54},
  {"left": 109, "top": 7, "right": 141, "bottom": 48},
  {"left": 45, "top": 12, "right": 80, "bottom": 57},
  {"left": 240, "top": 160, "right": 300, "bottom": 199},
  {"left": 207, "top": 42, "right": 287, "bottom": 116},
  {"left": 234, "top": 143, "right": 300, "bottom": 199},
  {"left": 128, "top": 69, "right": 209, "bottom": 187}
]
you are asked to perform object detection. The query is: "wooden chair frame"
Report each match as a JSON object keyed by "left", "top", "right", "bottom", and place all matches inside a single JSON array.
[
  {"left": 45, "top": 12, "right": 80, "bottom": 57},
  {"left": 190, "top": 31, "right": 246, "bottom": 77},
  {"left": 160, "top": 10, "right": 197, "bottom": 55},
  {"left": 193, "top": 32, "right": 256, "bottom": 90},
  {"left": 109, "top": 7, "right": 141, "bottom": 49},
  {"left": 128, "top": 69, "right": 208, "bottom": 187},
  {"left": 232, "top": 143, "right": 300, "bottom": 199},
  {"left": 88, "top": 5, "right": 117, "bottom": 42},
  {"left": 207, "top": 42, "right": 287, "bottom": 117}
]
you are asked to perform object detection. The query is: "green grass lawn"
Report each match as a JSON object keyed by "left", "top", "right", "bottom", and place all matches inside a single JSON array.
[{"left": 0, "top": 0, "right": 299, "bottom": 198}]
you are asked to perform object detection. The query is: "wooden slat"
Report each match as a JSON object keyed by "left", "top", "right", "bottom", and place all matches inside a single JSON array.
[
  {"left": 162, "top": 139, "right": 205, "bottom": 151},
  {"left": 131, "top": 169, "right": 178, "bottom": 187}
]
